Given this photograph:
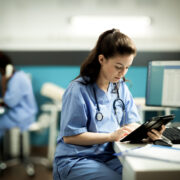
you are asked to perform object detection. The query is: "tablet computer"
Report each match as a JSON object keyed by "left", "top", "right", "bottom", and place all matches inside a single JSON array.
[{"left": 120, "top": 114, "right": 175, "bottom": 143}]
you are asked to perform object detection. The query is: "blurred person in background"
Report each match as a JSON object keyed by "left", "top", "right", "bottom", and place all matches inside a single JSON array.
[{"left": 0, "top": 52, "right": 38, "bottom": 138}]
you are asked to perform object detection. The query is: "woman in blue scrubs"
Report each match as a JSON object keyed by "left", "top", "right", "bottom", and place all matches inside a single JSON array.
[
  {"left": 0, "top": 52, "right": 38, "bottom": 137},
  {"left": 53, "top": 29, "right": 165, "bottom": 180}
]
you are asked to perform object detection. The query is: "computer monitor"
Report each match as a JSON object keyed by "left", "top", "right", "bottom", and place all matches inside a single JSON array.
[{"left": 146, "top": 61, "right": 180, "bottom": 107}]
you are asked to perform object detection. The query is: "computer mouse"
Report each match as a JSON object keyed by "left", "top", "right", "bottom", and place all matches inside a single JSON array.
[{"left": 153, "top": 139, "right": 172, "bottom": 147}]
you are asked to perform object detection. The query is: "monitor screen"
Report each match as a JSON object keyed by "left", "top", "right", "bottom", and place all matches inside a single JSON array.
[{"left": 146, "top": 61, "right": 180, "bottom": 107}]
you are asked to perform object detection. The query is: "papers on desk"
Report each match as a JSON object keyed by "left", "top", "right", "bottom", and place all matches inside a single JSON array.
[{"left": 121, "top": 145, "right": 180, "bottom": 164}]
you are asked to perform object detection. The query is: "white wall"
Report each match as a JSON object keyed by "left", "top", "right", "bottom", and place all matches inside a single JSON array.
[{"left": 0, "top": 0, "right": 180, "bottom": 51}]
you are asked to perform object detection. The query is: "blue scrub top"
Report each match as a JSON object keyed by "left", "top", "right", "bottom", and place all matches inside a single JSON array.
[
  {"left": 55, "top": 77, "right": 140, "bottom": 159},
  {"left": 0, "top": 71, "right": 38, "bottom": 132}
]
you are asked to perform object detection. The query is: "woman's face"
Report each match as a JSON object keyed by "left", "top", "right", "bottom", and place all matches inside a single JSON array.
[{"left": 98, "top": 54, "right": 134, "bottom": 83}]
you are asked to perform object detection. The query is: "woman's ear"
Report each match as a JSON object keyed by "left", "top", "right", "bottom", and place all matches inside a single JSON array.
[{"left": 98, "top": 54, "right": 105, "bottom": 65}]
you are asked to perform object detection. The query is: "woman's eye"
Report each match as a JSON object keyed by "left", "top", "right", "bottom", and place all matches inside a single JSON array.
[
  {"left": 115, "top": 66, "right": 129, "bottom": 71},
  {"left": 115, "top": 66, "right": 123, "bottom": 70}
]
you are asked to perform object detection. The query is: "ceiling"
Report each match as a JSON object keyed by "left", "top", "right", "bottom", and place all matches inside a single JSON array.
[{"left": 0, "top": 0, "right": 180, "bottom": 51}]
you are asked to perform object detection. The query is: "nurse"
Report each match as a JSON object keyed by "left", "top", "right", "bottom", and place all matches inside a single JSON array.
[
  {"left": 53, "top": 29, "right": 165, "bottom": 180},
  {"left": 0, "top": 52, "right": 38, "bottom": 137}
]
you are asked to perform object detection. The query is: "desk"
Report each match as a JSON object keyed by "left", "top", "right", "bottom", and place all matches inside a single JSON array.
[{"left": 114, "top": 142, "right": 180, "bottom": 180}]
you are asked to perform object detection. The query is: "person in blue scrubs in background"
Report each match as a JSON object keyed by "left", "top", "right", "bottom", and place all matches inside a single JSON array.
[
  {"left": 0, "top": 52, "right": 38, "bottom": 138},
  {"left": 53, "top": 29, "right": 165, "bottom": 180}
]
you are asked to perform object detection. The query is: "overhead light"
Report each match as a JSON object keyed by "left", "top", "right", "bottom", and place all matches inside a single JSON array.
[{"left": 69, "top": 15, "right": 151, "bottom": 37}]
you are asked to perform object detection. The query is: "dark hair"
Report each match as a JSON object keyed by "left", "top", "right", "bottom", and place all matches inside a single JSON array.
[
  {"left": 0, "top": 52, "right": 13, "bottom": 71},
  {"left": 76, "top": 29, "right": 136, "bottom": 84}
]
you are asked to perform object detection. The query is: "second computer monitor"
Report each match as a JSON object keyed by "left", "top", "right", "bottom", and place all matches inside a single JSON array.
[{"left": 146, "top": 61, "right": 180, "bottom": 107}]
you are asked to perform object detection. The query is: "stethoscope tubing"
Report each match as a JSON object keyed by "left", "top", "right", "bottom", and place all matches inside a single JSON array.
[{"left": 93, "top": 83, "right": 126, "bottom": 126}]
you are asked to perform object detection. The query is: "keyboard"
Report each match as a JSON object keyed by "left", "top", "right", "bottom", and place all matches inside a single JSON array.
[{"left": 163, "top": 127, "right": 180, "bottom": 144}]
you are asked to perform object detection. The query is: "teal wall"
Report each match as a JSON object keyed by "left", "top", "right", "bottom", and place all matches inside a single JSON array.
[
  {"left": 17, "top": 66, "right": 80, "bottom": 108},
  {"left": 125, "top": 67, "right": 147, "bottom": 97},
  {"left": 18, "top": 66, "right": 147, "bottom": 101}
]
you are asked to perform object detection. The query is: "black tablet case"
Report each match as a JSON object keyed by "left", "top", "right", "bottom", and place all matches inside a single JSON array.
[{"left": 120, "top": 114, "right": 175, "bottom": 143}]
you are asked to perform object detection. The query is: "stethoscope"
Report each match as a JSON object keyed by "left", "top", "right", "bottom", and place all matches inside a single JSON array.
[{"left": 93, "top": 83, "right": 126, "bottom": 126}]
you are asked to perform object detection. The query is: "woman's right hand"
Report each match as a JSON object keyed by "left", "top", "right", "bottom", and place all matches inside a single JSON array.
[{"left": 110, "top": 126, "right": 132, "bottom": 142}]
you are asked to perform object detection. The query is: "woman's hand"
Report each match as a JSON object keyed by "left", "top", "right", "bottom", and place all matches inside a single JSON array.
[
  {"left": 147, "top": 125, "right": 166, "bottom": 141},
  {"left": 110, "top": 126, "right": 132, "bottom": 142},
  {"left": 124, "top": 123, "right": 140, "bottom": 131}
]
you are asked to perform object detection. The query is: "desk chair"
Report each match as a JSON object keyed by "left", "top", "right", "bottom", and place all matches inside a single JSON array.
[
  {"left": 0, "top": 82, "right": 64, "bottom": 176},
  {"left": 0, "top": 114, "right": 51, "bottom": 176},
  {"left": 40, "top": 82, "right": 64, "bottom": 163}
]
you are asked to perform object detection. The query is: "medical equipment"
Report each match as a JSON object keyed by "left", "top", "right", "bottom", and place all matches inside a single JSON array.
[{"left": 93, "top": 83, "right": 126, "bottom": 126}]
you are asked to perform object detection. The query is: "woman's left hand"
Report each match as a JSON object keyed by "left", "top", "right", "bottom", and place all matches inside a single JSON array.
[{"left": 147, "top": 125, "right": 166, "bottom": 141}]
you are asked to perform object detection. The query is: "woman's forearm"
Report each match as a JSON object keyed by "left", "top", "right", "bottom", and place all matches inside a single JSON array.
[
  {"left": 63, "top": 132, "right": 113, "bottom": 145},
  {"left": 63, "top": 125, "right": 133, "bottom": 145}
]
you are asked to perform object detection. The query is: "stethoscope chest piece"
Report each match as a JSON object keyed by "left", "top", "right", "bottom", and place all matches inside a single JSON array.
[{"left": 95, "top": 112, "right": 103, "bottom": 121}]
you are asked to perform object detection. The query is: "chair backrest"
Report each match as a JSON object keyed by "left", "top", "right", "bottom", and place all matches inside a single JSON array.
[{"left": 40, "top": 82, "right": 65, "bottom": 105}]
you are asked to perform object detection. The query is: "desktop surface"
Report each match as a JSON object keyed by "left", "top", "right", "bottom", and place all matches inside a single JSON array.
[{"left": 114, "top": 142, "right": 180, "bottom": 180}]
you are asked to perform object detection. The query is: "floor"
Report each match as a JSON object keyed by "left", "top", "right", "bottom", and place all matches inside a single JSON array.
[
  {"left": 0, "top": 164, "right": 53, "bottom": 180},
  {"left": 0, "top": 146, "right": 53, "bottom": 180}
]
